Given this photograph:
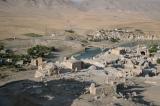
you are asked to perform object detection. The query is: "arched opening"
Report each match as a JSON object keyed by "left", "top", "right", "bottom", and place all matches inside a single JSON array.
[{"left": 141, "top": 51, "right": 146, "bottom": 55}]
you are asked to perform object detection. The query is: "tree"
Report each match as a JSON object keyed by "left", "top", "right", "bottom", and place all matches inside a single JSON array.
[{"left": 27, "top": 45, "right": 51, "bottom": 58}]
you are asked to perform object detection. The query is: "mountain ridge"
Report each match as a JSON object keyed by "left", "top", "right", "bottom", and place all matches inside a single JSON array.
[{"left": 0, "top": 0, "right": 160, "bottom": 12}]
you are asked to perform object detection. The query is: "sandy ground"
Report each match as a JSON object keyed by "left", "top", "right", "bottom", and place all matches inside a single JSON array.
[
  {"left": 0, "top": 9, "right": 160, "bottom": 40},
  {"left": 142, "top": 77, "right": 160, "bottom": 105},
  {"left": 1, "top": 67, "right": 160, "bottom": 106}
]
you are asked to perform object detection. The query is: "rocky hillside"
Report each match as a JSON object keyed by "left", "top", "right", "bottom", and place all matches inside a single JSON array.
[
  {"left": 0, "top": 0, "right": 73, "bottom": 9},
  {"left": 0, "top": 0, "right": 160, "bottom": 19}
]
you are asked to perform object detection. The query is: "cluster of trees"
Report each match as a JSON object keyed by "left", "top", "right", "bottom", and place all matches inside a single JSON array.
[
  {"left": 0, "top": 50, "right": 30, "bottom": 66},
  {"left": 0, "top": 45, "right": 55, "bottom": 67},
  {"left": 27, "top": 45, "right": 55, "bottom": 58}
]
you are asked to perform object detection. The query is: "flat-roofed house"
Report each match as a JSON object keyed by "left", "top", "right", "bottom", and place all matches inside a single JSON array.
[{"left": 63, "top": 60, "right": 83, "bottom": 71}]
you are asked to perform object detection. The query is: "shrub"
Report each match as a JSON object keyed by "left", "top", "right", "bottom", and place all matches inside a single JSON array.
[
  {"left": 157, "top": 59, "right": 160, "bottom": 64},
  {"left": 6, "top": 49, "right": 14, "bottom": 54},
  {"left": 12, "top": 54, "right": 30, "bottom": 62},
  {"left": 135, "top": 29, "right": 144, "bottom": 34},
  {"left": 65, "top": 29, "right": 75, "bottom": 33},
  {"left": 110, "top": 38, "right": 120, "bottom": 43},
  {"left": 24, "top": 33, "right": 43, "bottom": 37},
  {"left": 149, "top": 44, "right": 158, "bottom": 53}
]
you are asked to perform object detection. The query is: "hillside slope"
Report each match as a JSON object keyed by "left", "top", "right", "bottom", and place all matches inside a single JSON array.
[
  {"left": 0, "top": 0, "right": 160, "bottom": 13},
  {"left": 0, "top": 0, "right": 160, "bottom": 39}
]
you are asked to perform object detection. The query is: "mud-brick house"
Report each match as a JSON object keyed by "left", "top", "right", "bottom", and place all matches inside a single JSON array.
[
  {"left": 111, "top": 47, "right": 126, "bottom": 55},
  {"left": 63, "top": 59, "right": 83, "bottom": 71}
]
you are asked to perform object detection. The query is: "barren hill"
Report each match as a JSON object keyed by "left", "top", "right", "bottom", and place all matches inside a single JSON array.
[
  {"left": 0, "top": 0, "right": 160, "bottom": 39},
  {"left": 1, "top": 0, "right": 160, "bottom": 12}
]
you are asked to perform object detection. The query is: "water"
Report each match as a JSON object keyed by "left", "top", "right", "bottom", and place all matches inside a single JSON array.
[{"left": 74, "top": 48, "right": 102, "bottom": 60}]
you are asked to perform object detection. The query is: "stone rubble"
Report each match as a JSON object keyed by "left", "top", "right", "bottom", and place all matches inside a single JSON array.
[
  {"left": 32, "top": 44, "right": 160, "bottom": 102},
  {"left": 87, "top": 28, "right": 159, "bottom": 42}
]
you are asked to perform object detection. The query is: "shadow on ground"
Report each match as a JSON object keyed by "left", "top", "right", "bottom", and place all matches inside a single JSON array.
[
  {"left": 0, "top": 79, "right": 90, "bottom": 106},
  {"left": 116, "top": 84, "right": 154, "bottom": 106}
]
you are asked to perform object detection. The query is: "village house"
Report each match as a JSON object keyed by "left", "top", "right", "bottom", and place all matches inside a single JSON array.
[
  {"left": 111, "top": 47, "right": 126, "bottom": 56},
  {"left": 35, "top": 62, "right": 59, "bottom": 78},
  {"left": 62, "top": 59, "right": 83, "bottom": 71}
]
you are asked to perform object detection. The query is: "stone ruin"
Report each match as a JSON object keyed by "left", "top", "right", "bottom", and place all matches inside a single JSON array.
[
  {"left": 62, "top": 58, "right": 84, "bottom": 72},
  {"left": 84, "top": 45, "right": 159, "bottom": 79},
  {"left": 87, "top": 28, "right": 159, "bottom": 42},
  {"left": 89, "top": 83, "right": 96, "bottom": 95},
  {"left": 111, "top": 47, "right": 126, "bottom": 56},
  {"left": 137, "top": 45, "right": 149, "bottom": 56},
  {"left": 31, "top": 57, "right": 43, "bottom": 67},
  {"left": 88, "top": 82, "right": 117, "bottom": 99},
  {"left": 34, "top": 58, "right": 60, "bottom": 81},
  {"left": 31, "top": 44, "right": 160, "bottom": 100}
]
